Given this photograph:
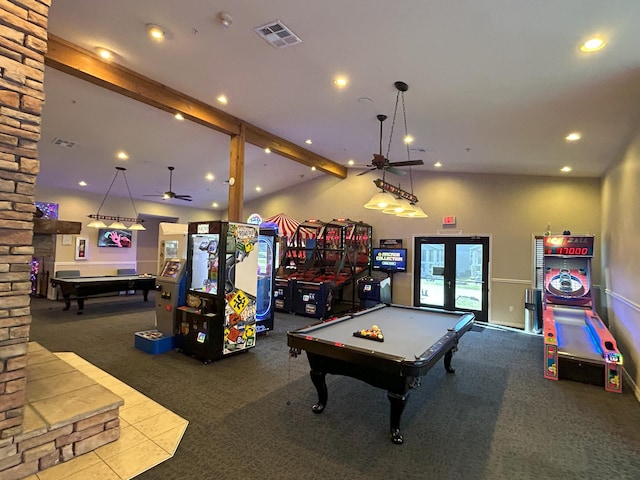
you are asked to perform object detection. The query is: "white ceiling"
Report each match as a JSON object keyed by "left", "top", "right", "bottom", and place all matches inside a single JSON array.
[{"left": 39, "top": 0, "right": 640, "bottom": 210}]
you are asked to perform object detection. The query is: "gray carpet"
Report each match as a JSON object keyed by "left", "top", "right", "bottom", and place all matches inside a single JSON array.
[{"left": 28, "top": 294, "right": 640, "bottom": 480}]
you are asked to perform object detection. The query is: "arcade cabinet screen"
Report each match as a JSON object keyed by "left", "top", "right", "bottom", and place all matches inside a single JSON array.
[
  {"left": 372, "top": 248, "right": 407, "bottom": 272},
  {"left": 97, "top": 229, "right": 132, "bottom": 248},
  {"left": 160, "top": 260, "right": 181, "bottom": 278}
]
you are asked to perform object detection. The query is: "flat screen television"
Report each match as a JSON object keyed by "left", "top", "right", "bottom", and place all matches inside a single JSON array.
[
  {"left": 97, "top": 228, "right": 133, "bottom": 248},
  {"left": 372, "top": 248, "right": 407, "bottom": 272}
]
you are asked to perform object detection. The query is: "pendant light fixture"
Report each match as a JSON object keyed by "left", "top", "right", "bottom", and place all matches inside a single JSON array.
[
  {"left": 87, "top": 167, "right": 145, "bottom": 230},
  {"left": 363, "top": 81, "right": 427, "bottom": 218}
]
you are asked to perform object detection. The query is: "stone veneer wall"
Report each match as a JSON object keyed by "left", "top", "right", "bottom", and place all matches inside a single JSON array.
[{"left": 0, "top": 0, "right": 49, "bottom": 476}]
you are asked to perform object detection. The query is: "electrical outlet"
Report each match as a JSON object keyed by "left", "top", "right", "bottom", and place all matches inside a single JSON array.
[{"left": 509, "top": 306, "right": 514, "bottom": 312}]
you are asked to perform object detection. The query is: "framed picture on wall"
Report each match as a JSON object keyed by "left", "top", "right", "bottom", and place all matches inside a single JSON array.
[{"left": 75, "top": 236, "right": 88, "bottom": 260}]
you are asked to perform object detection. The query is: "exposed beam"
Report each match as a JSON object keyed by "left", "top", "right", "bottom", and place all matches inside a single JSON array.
[
  {"left": 44, "top": 35, "right": 347, "bottom": 179},
  {"left": 228, "top": 126, "right": 246, "bottom": 222}
]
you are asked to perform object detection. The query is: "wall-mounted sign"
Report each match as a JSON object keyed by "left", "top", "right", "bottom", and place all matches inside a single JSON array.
[
  {"left": 247, "top": 213, "right": 263, "bottom": 225},
  {"left": 442, "top": 216, "right": 456, "bottom": 226},
  {"left": 380, "top": 238, "right": 403, "bottom": 248}
]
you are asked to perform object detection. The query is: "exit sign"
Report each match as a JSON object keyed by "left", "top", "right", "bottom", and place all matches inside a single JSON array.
[{"left": 443, "top": 216, "right": 456, "bottom": 226}]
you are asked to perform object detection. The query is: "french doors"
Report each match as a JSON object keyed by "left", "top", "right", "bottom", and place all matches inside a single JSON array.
[{"left": 413, "top": 236, "right": 489, "bottom": 322}]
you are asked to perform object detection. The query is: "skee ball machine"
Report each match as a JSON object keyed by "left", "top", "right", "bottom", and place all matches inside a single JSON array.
[
  {"left": 542, "top": 235, "right": 623, "bottom": 392},
  {"left": 177, "top": 221, "right": 259, "bottom": 363}
]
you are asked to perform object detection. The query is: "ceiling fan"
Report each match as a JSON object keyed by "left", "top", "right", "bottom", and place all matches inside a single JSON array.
[
  {"left": 357, "top": 114, "right": 424, "bottom": 176},
  {"left": 144, "top": 166, "right": 193, "bottom": 201}
]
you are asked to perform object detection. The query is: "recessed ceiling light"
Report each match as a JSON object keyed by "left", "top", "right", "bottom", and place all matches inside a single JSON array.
[
  {"left": 78, "top": 180, "right": 87, "bottom": 186},
  {"left": 95, "top": 47, "right": 115, "bottom": 60},
  {"left": 174, "top": 113, "right": 184, "bottom": 121},
  {"left": 217, "top": 95, "right": 228, "bottom": 105},
  {"left": 333, "top": 76, "right": 348, "bottom": 88},
  {"left": 565, "top": 132, "right": 581, "bottom": 142},
  {"left": 255, "top": 186, "right": 262, "bottom": 192},
  {"left": 116, "top": 151, "right": 129, "bottom": 160},
  {"left": 434, "top": 162, "right": 442, "bottom": 168},
  {"left": 580, "top": 37, "right": 605, "bottom": 53},
  {"left": 347, "top": 159, "right": 355, "bottom": 166},
  {"left": 146, "top": 24, "right": 165, "bottom": 41},
  {"left": 305, "top": 139, "right": 312, "bottom": 145},
  {"left": 561, "top": 166, "right": 572, "bottom": 173},
  {"left": 403, "top": 135, "right": 414, "bottom": 144},
  {"left": 205, "top": 173, "right": 214, "bottom": 181},
  {"left": 264, "top": 148, "right": 271, "bottom": 154},
  {"left": 211, "top": 202, "right": 219, "bottom": 208},
  {"left": 311, "top": 166, "right": 316, "bottom": 171}
]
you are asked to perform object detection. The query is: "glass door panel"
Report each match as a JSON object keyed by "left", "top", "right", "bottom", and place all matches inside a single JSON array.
[
  {"left": 418, "top": 242, "right": 445, "bottom": 308},
  {"left": 414, "top": 236, "right": 489, "bottom": 322},
  {"left": 454, "top": 243, "right": 484, "bottom": 312}
]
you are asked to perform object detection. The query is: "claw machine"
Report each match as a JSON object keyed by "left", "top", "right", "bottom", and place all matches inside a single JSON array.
[{"left": 177, "top": 221, "right": 259, "bottom": 363}]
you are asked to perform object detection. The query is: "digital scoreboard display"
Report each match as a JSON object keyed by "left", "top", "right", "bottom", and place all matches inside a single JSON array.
[{"left": 543, "top": 236, "right": 594, "bottom": 257}]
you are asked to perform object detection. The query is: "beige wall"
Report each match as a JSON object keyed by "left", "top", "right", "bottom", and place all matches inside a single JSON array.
[
  {"left": 245, "top": 170, "right": 601, "bottom": 328},
  {"left": 35, "top": 186, "right": 218, "bottom": 279},
  {"left": 601, "top": 128, "right": 640, "bottom": 394}
]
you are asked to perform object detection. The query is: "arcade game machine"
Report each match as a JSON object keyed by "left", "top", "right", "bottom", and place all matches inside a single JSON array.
[
  {"left": 157, "top": 222, "right": 188, "bottom": 272},
  {"left": 256, "top": 225, "right": 277, "bottom": 333},
  {"left": 177, "top": 221, "right": 259, "bottom": 363},
  {"left": 155, "top": 258, "right": 187, "bottom": 336},
  {"left": 542, "top": 235, "right": 623, "bottom": 392},
  {"left": 283, "top": 218, "right": 372, "bottom": 319},
  {"left": 358, "top": 246, "right": 406, "bottom": 307},
  {"left": 274, "top": 219, "right": 324, "bottom": 314}
]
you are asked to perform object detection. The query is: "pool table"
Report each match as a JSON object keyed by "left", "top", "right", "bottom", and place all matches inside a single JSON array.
[
  {"left": 50, "top": 275, "right": 156, "bottom": 314},
  {"left": 287, "top": 304, "right": 475, "bottom": 444}
]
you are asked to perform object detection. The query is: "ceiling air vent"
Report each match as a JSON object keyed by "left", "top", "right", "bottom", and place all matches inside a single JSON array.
[
  {"left": 254, "top": 20, "right": 302, "bottom": 48},
  {"left": 52, "top": 138, "right": 77, "bottom": 148},
  {"left": 410, "top": 146, "right": 430, "bottom": 153}
]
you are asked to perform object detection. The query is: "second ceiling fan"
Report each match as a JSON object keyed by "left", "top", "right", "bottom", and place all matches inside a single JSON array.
[
  {"left": 358, "top": 113, "right": 424, "bottom": 176},
  {"left": 144, "top": 166, "right": 192, "bottom": 202}
]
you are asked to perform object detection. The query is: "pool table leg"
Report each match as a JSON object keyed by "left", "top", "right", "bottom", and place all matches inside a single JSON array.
[
  {"left": 143, "top": 289, "right": 150, "bottom": 301},
  {"left": 309, "top": 370, "right": 328, "bottom": 413},
  {"left": 62, "top": 294, "right": 71, "bottom": 311},
  {"left": 76, "top": 298, "right": 85, "bottom": 315},
  {"left": 387, "top": 392, "right": 407, "bottom": 444},
  {"left": 444, "top": 348, "right": 456, "bottom": 373}
]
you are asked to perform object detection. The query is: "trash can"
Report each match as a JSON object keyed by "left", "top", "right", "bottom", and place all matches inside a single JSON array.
[{"left": 524, "top": 288, "right": 542, "bottom": 334}]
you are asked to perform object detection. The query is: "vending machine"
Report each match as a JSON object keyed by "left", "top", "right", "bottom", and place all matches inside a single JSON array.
[
  {"left": 177, "top": 221, "right": 259, "bottom": 363},
  {"left": 256, "top": 227, "right": 276, "bottom": 333}
]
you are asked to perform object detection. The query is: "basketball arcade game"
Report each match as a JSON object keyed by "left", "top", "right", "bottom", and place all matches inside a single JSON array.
[
  {"left": 542, "top": 235, "right": 623, "bottom": 392},
  {"left": 276, "top": 218, "right": 372, "bottom": 318}
]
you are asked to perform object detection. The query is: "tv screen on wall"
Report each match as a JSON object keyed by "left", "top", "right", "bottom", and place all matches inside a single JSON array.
[
  {"left": 372, "top": 248, "right": 407, "bottom": 272},
  {"left": 97, "top": 229, "right": 133, "bottom": 248}
]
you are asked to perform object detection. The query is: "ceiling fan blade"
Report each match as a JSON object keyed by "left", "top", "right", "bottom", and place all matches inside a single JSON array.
[
  {"left": 356, "top": 167, "right": 376, "bottom": 176},
  {"left": 385, "top": 166, "right": 407, "bottom": 176},
  {"left": 388, "top": 159, "right": 424, "bottom": 167},
  {"left": 143, "top": 194, "right": 164, "bottom": 197},
  {"left": 175, "top": 196, "right": 193, "bottom": 202}
]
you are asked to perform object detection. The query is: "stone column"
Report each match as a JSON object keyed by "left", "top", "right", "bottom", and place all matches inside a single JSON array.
[{"left": 0, "top": 0, "right": 49, "bottom": 465}]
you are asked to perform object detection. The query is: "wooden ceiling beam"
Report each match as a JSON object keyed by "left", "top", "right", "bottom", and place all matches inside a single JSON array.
[{"left": 44, "top": 35, "right": 347, "bottom": 179}]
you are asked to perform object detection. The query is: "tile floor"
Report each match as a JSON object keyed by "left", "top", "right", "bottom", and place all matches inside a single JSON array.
[{"left": 23, "top": 345, "right": 188, "bottom": 480}]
